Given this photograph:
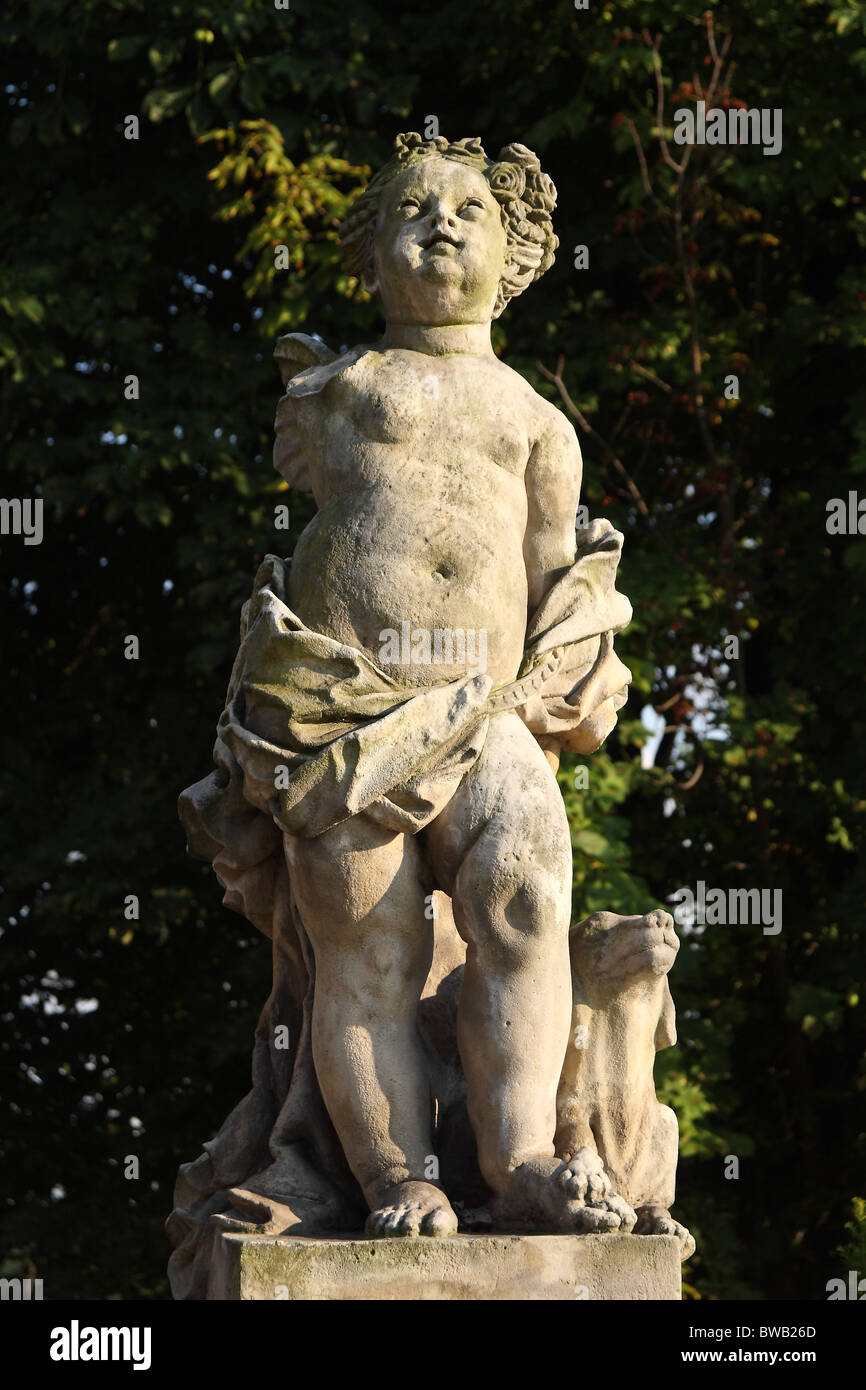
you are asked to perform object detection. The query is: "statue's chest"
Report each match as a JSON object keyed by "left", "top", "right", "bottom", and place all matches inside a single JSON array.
[{"left": 314, "top": 362, "right": 530, "bottom": 477}]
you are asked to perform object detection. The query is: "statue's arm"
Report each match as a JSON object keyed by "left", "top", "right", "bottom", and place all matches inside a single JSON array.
[
  {"left": 523, "top": 408, "right": 583, "bottom": 613},
  {"left": 522, "top": 405, "right": 583, "bottom": 772},
  {"left": 523, "top": 410, "right": 583, "bottom": 772}
]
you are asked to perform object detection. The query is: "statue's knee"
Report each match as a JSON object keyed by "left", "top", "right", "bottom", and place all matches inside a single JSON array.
[{"left": 455, "top": 859, "right": 570, "bottom": 955}]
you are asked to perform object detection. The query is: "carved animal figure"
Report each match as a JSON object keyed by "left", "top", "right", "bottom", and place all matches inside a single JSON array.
[{"left": 555, "top": 909, "right": 695, "bottom": 1259}]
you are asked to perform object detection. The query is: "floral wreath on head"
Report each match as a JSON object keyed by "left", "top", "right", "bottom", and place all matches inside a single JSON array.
[{"left": 339, "top": 132, "right": 558, "bottom": 317}]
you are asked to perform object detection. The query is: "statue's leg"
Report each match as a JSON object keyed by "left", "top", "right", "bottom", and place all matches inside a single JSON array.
[
  {"left": 425, "top": 712, "right": 633, "bottom": 1233},
  {"left": 633, "top": 1106, "right": 695, "bottom": 1259},
  {"left": 283, "top": 813, "right": 458, "bottom": 1237}
]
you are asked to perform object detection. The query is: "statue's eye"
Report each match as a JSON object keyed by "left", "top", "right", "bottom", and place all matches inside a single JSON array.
[
  {"left": 398, "top": 198, "right": 421, "bottom": 214},
  {"left": 459, "top": 198, "right": 486, "bottom": 218}
]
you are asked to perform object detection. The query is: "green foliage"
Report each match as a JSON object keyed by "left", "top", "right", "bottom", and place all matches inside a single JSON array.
[
  {"left": 1, "top": 0, "right": 864, "bottom": 1300},
  {"left": 837, "top": 1197, "right": 866, "bottom": 1271}
]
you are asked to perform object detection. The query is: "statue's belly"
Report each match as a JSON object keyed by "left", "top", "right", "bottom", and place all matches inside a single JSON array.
[{"left": 289, "top": 498, "right": 527, "bottom": 685}]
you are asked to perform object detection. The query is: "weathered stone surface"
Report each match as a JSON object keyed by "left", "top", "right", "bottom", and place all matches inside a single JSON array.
[
  {"left": 207, "top": 1232, "right": 682, "bottom": 1302},
  {"left": 168, "top": 131, "right": 692, "bottom": 1300},
  {"left": 556, "top": 910, "right": 695, "bottom": 1259}
]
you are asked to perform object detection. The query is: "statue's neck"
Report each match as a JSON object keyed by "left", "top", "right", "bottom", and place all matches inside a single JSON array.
[
  {"left": 585, "top": 983, "right": 662, "bottom": 1083},
  {"left": 380, "top": 322, "right": 494, "bottom": 357}
]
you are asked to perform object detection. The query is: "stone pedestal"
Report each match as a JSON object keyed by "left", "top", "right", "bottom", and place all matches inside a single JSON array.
[{"left": 206, "top": 1231, "right": 682, "bottom": 1301}]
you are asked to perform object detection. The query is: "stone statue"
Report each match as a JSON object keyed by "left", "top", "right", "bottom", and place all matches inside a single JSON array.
[
  {"left": 166, "top": 133, "right": 691, "bottom": 1299},
  {"left": 555, "top": 910, "right": 695, "bottom": 1259}
]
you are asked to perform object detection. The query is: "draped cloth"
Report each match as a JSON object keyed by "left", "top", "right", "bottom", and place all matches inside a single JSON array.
[{"left": 166, "top": 518, "right": 631, "bottom": 1297}]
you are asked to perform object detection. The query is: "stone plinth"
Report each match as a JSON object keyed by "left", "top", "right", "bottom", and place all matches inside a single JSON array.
[{"left": 206, "top": 1231, "right": 682, "bottom": 1301}]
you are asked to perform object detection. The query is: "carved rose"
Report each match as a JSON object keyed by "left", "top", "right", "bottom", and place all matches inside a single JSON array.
[
  {"left": 497, "top": 142, "right": 541, "bottom": 173},
  {"left": 487, "top": 162, "right": 526, "bottom": 200},
  {"left": 524, "top": 171, "right": 557, "bottom": 215}
]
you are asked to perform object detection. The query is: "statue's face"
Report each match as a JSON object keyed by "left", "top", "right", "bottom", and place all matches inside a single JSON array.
[
  {"left": 572, "top": 910, "right": 679, "bottom": 989},
  {"left": 373, "top": 158, "right": 507, "bottom": 326}
]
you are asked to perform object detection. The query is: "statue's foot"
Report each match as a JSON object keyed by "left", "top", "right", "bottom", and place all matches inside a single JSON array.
[
  {"left": 365, "top": 1180, "right": 458, "bottom": 1238},
  {"left": 492, "top": 1149, "right": 636, "bottom": 1234},
  {"left": 634, "top": 1204, "right": 695, "bottom": 1261}
]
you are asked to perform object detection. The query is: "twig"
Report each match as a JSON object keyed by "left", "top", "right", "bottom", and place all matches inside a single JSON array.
[
  {"left": 644, "top": 30, "right": 684, "bottom": 174},
  {"left": 626, "top": 117, "right": 664, "bottom": 213},
  {"left": 629, "top": 359, "right": 673, "bottom": 393}
]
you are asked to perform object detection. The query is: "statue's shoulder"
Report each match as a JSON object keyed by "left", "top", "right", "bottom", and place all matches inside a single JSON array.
[
  {"left": 493, "top": 358, "right": 578, "bottom": 447},
  {"left": 533, "top": 391, "right": 579, "bottom": 448},
  {"left": 272, "top": 335, "right": 371, "bottom": 492}
]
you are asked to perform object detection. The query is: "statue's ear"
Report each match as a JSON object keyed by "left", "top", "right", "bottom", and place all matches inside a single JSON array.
[{"left": 654, "top": 978, "right": 677, "bottom": 1051}]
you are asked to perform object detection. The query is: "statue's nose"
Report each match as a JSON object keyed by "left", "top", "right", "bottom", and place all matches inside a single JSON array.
[{"left": 427, "top": 203, "right": 457, "bottom": 231}]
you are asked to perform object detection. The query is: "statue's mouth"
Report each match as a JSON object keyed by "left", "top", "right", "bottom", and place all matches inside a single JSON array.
[
  {"left": 422, "top": 233, "right": 461, "bottom": 251},
  {"left": 629, "top": 927, "right": 677, "bottom": 960}
]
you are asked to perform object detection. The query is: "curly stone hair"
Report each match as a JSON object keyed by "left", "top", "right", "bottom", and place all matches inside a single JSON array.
[{"left": 339, "top": 132, "right": 558, "bottom": 318}]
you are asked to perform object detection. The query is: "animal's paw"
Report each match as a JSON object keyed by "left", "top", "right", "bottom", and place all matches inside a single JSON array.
[
  {"left": 596, "top": 1191, "right": 638, "bottom": 1231},
  {"left": 557, "top": 1148, "right": 636, "bottom": 1232},
  {"left": 635, "top": 1205, "right": 695, "bottom": 1261},
  {"left": 558, "top": 1146, "right": 611, "bottom": 1203},
  {"left": 571, "top": 1192, "right": 637, "bottom": 1233},
  {"left": 365, "top": 1181, "right": 458, "bottom": 1238}
]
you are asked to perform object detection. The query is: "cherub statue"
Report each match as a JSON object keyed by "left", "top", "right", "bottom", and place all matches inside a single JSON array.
[{"left": 167, "top": 133, "right": 644, "bottom": 1296}]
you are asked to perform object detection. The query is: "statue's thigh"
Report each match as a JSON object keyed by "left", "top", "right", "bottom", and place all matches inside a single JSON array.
[
  {"left": 284, "top": 812, "right": 431, "bottom": 953},
  {"left": 424, "top": 712, "right": 572, "bottom": 907}
]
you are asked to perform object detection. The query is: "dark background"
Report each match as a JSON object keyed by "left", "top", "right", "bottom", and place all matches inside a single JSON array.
[{"left": 2, "top": 0, "right": 865, "bottom": 1299}]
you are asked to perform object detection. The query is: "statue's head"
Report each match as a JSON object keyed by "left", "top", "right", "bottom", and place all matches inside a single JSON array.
[
  {"left": 340, "top": 133, "right": 558, "bottom": 325},
  {"left": 571, "top": 910, "right": 680, "bottom": 991},
  {"left": 568, "top": 910, "right": 679, "bottom": 1051}
]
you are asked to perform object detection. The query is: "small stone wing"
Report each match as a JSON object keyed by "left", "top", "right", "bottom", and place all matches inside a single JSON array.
[
  {"left": 272, "top": 333, "right": 337, "bottom": 492},
  {"left": 273, "top": 331, "right": 337, "bottom": 388}
]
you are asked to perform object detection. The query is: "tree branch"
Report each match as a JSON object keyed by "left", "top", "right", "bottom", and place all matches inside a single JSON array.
[{"left": 536, "top": 355, "right": 651, "bottom": 520}]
